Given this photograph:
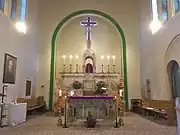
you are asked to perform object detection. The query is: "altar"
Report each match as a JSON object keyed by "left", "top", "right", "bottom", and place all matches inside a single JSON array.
[
  {"left": 67, "top": 96, "right": 116, "bottom": 121},
  {"left": 53, "top": 16, "right": 125, "bottom": 123}
]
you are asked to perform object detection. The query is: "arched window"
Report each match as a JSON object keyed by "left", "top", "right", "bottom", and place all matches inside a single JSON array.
[
  {"left": 171, "top": 62, "right": 180, "bottom": 98},
  {"left": 0, "top": 0, "right": 5, "bottom": 12},
  {"left": 174, "top": 0, "right": 180, "bottom": 14},
  {"left": 20, "top": 0, "right": 26, "bottom": 21},
  {"left": 11, "top": 0, "right": 17, "bottom": 20},
  {"left": 160, "top": 0, "right": 168, "bottom": 22}
]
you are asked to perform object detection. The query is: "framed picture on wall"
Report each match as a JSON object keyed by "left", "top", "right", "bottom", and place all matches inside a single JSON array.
[
  {"left": 146, "top": 79, "right": 151, "bottom": 92},
  {"left": 146, "top": 79, "right": 151, "bottom": 99},
  {"left": 26, "top": 80, "right": 31, "bottom": 96},
  {"left": 2, "top": 53, "right": 17, "bottom": 84}
]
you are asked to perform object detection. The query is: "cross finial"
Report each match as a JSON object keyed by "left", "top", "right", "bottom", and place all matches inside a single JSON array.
[{"left": 80, "top": 16, "right": 97, "bottom": 41}]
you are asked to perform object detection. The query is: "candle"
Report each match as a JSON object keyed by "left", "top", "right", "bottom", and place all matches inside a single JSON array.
[
  {"left": 62, "top": 55, "right": 66, "bottom": 64},
  {"left": 101, "top": 55, "right": 104, "bottom": 60},
  {"left": 75, "top": 55, "right": 79, "bottom": 60},
  {"left": 107, "top": 55, "right": 110, "bottom": 65},
  {"left": 112, "top": 55, "right": 116, "bottom": 65},
  {"left": 59, "top": 89, "right": 62, "bottom": 97},
  {"left": 101, "top": 55, "right": 104, "bottom": 68},
  {"left": 69, "top": 55, "right": 73, "bottom": 64},
  {"left": 75, "top": 55, "right": 79, "bottom": 65}
]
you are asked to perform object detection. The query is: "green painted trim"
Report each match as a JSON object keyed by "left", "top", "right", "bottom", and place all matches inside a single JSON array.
[{"left": 49, "top": 10, "right": 129, "bottom": 110}]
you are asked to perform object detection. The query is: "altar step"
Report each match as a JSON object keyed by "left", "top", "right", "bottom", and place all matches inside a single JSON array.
[{"left": 69, "top": 119, "right": 115, "bottom": 127}]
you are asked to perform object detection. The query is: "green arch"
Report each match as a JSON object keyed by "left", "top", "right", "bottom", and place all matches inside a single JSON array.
[{"left": 49, "top": 10, "right": 129, "bottom": 110}]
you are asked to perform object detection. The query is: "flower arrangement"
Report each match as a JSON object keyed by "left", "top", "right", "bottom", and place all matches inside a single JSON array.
[
  {"left": 95, "top": 81, "right": 107, "bottom": 95},
  {"left": 73, "top": 81, "right": 82, "bottom": 89}
]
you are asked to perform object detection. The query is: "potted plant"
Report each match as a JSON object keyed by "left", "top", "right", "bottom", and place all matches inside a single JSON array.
[
  {"left": 95, "top": 81, "right": 107, "bottom": 95},
  {"left": 73, "top": 81, "right": 82, "bottom": 89}
]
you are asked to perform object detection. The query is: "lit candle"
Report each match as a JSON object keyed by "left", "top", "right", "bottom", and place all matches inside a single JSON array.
[
  {"left": 75, "top": 55, "right": 79, "bottom": 64},
  {"left": 75, "top": 55, "right": 79, "bottom": 60},
  {"left": 112, "top": 55, "right": 116, "bottom": 65},
  {"left": 59, "top": 89, "right": 62, "bottom": 97},
  {"left": 69, "top": 55, "right": 73, "bottom": 64},
  {"left": 107, "top": 55, "right": 110, "bottom": 65},
  {"left": 62, "top": 55, "right": 66, "bottom": 64},
  {"left": 101, "top": 55, "right": 104, "bottom": 60}
]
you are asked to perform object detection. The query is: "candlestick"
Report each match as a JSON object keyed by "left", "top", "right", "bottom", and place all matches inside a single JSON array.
[
  {"left": 113, "top": 65, "right": 116, "bottom": 73},
  {"left": 76, "top": 64, "right": 78, "bottom": 73},
  {"left": 69, "top": 55, "right": 73, "bottom": 65},
  {"left": 62, "top": 96, "right": 68, "bottom": 128},
  {"left": 101, "top": 64, "right": 104, "bottom": 73},
  {"left": 108, "top": 65, "right": 110, "bottom": 73},
  {"left": 63, "top": 64, "right": 66, "bottom": 73},
  {"left": 114, "top": 96, "right": 119, "bottom": 128},
  {"left": 75, "top": 55, "right": 79, "bottom": 69},
  {"left": 69, "top": 64, "right": 72, "bottom": 73},
  {"left": 107, "top": 55, "right": 110, "bottom": 65}
]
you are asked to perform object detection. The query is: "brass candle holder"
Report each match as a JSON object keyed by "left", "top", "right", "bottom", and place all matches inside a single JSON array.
[
  {"left": 108, "top": 65, "right": 110, "bottom": 73},
  {"left": 63, "top": 64, "right": 66, "bottom": 73},
  {"left": 114, "top": 96, "right": 119, "bottom": 128},
  {"left": 69, "top": 64, "right": 72, "bottom": 73},
  {"left": 62, "top": 96, "right": 68, "bottom": 128},
  {"left": 101, "top": 64, "right": 104, "bottom": 73},
  {"left": 76, "top": 64, "right": 78, "bottom": 73},
  {"left": 113, "top": 65, "right": 116, "bottom": 73}
]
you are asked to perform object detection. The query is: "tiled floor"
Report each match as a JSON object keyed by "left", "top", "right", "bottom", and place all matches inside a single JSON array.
[{"left": 0, "top": 113, "right": 178, "bottom": 135}]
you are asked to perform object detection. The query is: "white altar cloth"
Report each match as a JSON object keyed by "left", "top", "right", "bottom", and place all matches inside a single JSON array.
[{"left": 8, "top": 103, "right": 27, "bottom": 126}]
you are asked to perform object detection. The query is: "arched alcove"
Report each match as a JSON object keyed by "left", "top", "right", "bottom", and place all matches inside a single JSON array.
[
  {"left": 49, "top": 10, "right": 129, "bottom": 110},
  {"left": 164, "top": 34, "right": 180, "bottom": 100},
  {"left": 167, "top": 60, "right": 180, "bottom": 98}
]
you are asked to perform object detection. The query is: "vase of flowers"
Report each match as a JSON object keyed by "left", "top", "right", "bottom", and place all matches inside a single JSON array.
[{"left": 73, "top": 81, "right": 82, "bottom": 89}]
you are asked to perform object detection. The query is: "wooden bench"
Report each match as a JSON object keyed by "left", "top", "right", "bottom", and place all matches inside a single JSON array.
[
  {"left": 131, "top": 99, "right": 176, "bottom": 125},
  {"left": 17, "top": 96, "right": 46, "bottom": 115},
  {"left": 142, "top": 99, "right": 176, "bottom": 125}
]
